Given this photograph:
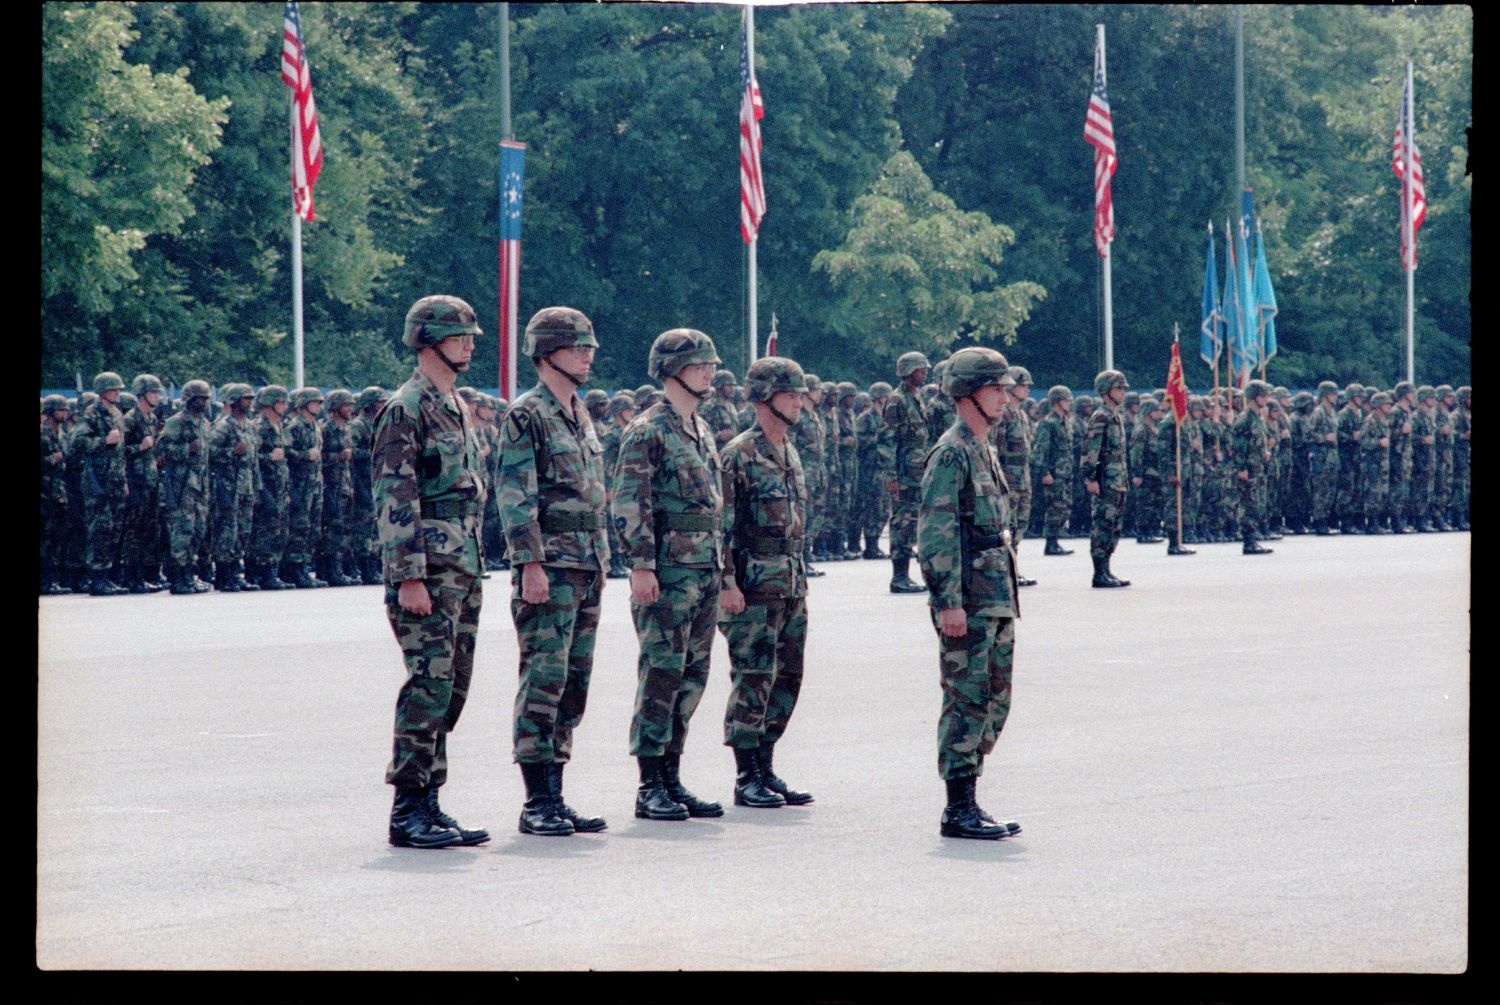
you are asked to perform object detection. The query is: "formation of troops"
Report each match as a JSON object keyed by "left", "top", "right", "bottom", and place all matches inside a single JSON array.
[{"left": 41, "top": 295, "right": 1472, "bottom": 845}]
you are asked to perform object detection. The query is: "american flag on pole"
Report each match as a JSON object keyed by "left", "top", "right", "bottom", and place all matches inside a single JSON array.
[
  {"left": 739, "top": 10, "right": 766, "bottom": 244},
  {"left": 498, "top": 140, "right": 525, "bottom": 401},
  {"left": 1083, "top": 27, "right": 1116, "bottom": 258},
  {"left": 1392, "top": 76, "right": 1427, "bottom": 271},
  {"left": 281, "top": 1, "right": 323, "bottom": 222}
]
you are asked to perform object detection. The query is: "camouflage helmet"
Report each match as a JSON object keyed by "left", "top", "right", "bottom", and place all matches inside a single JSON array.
[
  {"left": 356, "top": 386, "right": 387, "bottom": 411},
  {"left": 855, "top": 392, "right": 871, "bottom": 409},
  {"left": 118, "top": 391, "right": 138, "bottom": 411},
  {"left": 403, "top": 294, "right": 483, "bottom": 350},
  {"left": 1393, "top": 380, "right": 1416, "bottom": 400},
  {"left": 1457, "top": 386, "right": 1471, "bottom": 402},
  {"left": 606, "top": 391, "right": 638, "bottom": 418},
  {"left": 1123, "top": 390, "right": 1140, "bottom": 409},
  {"left": 1008, "top": 365, "right": 1033, "bottom": 387},
  {"left": 634, "top": 383, "right": 656, "bottom": 400},
  {"left": 222, "top": 382, "right": 255, "bottom": 406},
  {"left": 41, "top": 393, "right": 71, "bottom": 414},
  {"left": 745, "top": 356, "right": 809, "bottom": 403},
  {"left": 324, "top": 388, "right": 356, "bottom": 411},
  {"left": 1435, "top": 384, "right": 1454, "bottom": 399},
  {"left": 929, "top": 359, "right": 949, "bottom": 387},
  {"left": 180, "top": 379, "right": 213, "bottom": 401},
  {"left": 820, "top": 380, "right": 837, "bottom": 396},
  {"left": 93, "top": 371, "right": 125, "bottom": 394},
  {"left": 290, "top": 386, "right": 325, "bottom": 410},
  {"left": 647, "top": 328, "right": 720, "bottom": 379},
  {"left": 1274, "top": 386, "right": 1290, "bottom": 399},
  {"left": 1141, "top": 395, "right": 1164, "bottom": 415},
  {"left": 711, "top": 369, "right": 737, "bottom": 390},
  {"left": 1046, "top": 384, "right": 1073, "bottom": 405},
  {"left": 837, "top": 380, "right": 858, "bottom": 400},
  {"left": 1343, "top": 382, "right": 1364, "bottom": 400},
  {"left": 942, "top": 346, "right": 1014, "bottom": 399},
  {"left": 256, "top": 384, "right": 290, "bottom": 408},
  {"left": 131, "top": 373, "right": 164, "bottom": 397},
  {"left": 803, "top": 372, "right": 822, "bottom": 391},
  {"left": 1361, "top": 385, "right": 1379, "bottom": 398},
  {"left": 522, "top": 306, "right": 596, "bottom": 358},
  {"left": 896, "top": 351, "right": 931, "bottom": 379},
  {"left": 1317, "top": 380, "right": 1339, "bottom": 398},
  {"left": 1292, "top": 391, "right": 1315, "bottom": 411},
  {"left": 1416, "top": 385, "right": 1436, "bottom": 403},
  {"left": 456, "top": 386, "right": 482, "bottom": 404},
  {"left": 584, "top": 388, "right": 610, "bottom": 409},
  {"left": 1370, "top": 391, "right": 1393, "bottom": 407},
  {"left": 868, "top": 381, "right": 893, "bottom": 398},
  {"left": 1093, "top": 370, "right": 1129, "bottom": 396},
  {"left": 1244, "top": 379, "right": 1272, "bottom": 400}
]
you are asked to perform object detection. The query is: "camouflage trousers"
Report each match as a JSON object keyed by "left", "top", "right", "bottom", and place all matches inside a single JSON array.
[
  {"left": 319, "top": 477, "right": 354, "bottom": 563},
  {"left": 858, "top": 474, "right": 890, "bottom": 544},
  {"left": 511, "top": 566, "right": 603, "bottom": 764},
  {"left": 120, "top": 480, "right": 162, "bottom": 567},
  {"left": 40, "top": 498, "right": 70, "bottom": 583},
  {"left": 719, "top": 596, "right": 808, "bottom": 749},
  {"left": 384, "top": 571, "right": 482, "bottom": 789},
  {"left": 1336, "top": 448, "right": 1361, "bottom": 520},
  {"left": 167, "top": 490, "right": 210, "bottom": 569},
  {"left": 1136, "top": 477, "right": 1165, "bottom": 537},
  {"left": 84, "top": 490, "right": 126, "bottom": 572},
  {"left": 889, "top": 484, "right": 921, "bottom": 560},
  {"left": 1309, "top": 454, "right": 1338, "bottom": 522},
  {"left": 248, "top": 487, "right": 290, "bottom": 567},
  {"left": 1386, "top": 463, "right": 1411, "bottom": 523},
  {"left": 1004, "top": 469, "right": 1031, "bottom": 546},
  {"left": 1089, "top": 488, "right": 1126, "bottom": 560},
  {"left": 1039, "top": 478, "right": 1071, "bottom": 538},
  {"left": 1237, "top": 472, "right": 1271, "bottom": 537},
  {"left": 1362, "top": 458, "right": 1390, "bottom": 519},
  {"left": 929, "top": 609, "right": 1014, "bottom": 780},
  {"left": 212, "top": 489, "right": 256, "bottom": 563},
  {"left": 628, "top": 564, "right": 720, "bottom": 757},
  {"left": 1406, "top": 461, "right": 1434, "bottom": 526},
  {"left": 1070, "top": 475, "right": 1092, "bottom": 535},
  {"left": 286, "top": 477, "right": 323, "bottom": 564}
]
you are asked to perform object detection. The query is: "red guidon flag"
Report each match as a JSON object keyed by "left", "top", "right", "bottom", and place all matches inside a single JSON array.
[{"left": 1166, "top": 338, "right": 1189, "bottom": 422}]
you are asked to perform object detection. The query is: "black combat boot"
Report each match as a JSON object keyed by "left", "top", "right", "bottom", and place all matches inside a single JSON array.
[
  {"left": 862, "top": 533, "right": 887, "bottom": 559},
  {"left": 889, "top": 556, "right": 925, "bottom": 594},
  {"left": 1103, "top": 553, "right": 1130, "bottom": 586},
  {"left": 939, "top": 776, "right": 1006, "bottom": 840},
  {"left": 256, "top": 561, "right": 291, "bottom": 590},
  {"left": 388, "top": 786, "right": 461, "bottom": 849},
  {"left": 1368, "top": 516, "right": 1391, "bottom": 535},
  {"left": 634, "top": 755, "right": 690, "bottom": 821},
  {"left": 969, "top": 772, "right": 1021, "bottom": 836},
  {"left": 1166, "top": 530, "right": 1196, "bottom": 556},
  {"left": 291, "top": 561, "right": 328, "bottom": 588},
  {"left": 548, "top": 762, "right": 606, "bottom": 833},
  {"left": 122, "top": 563, "right": 153, "bottom": 594},
  {"left": 732, "top": 746, "right": 785, "bottom": 808},
  {"left": 803, "top": 544, "right": 825, "bottom": 578},
  {"left": 165, "top": 564, "right": 195, "bottom": 594},
  {"left": 756, "top": 742, "right": 812, "bottom": 805},
  {"left": 216, "top": 561, "right": 240, "bottom": 592},
  {"left": 661, "top": 753, "right": 723, "bottom": 817},
  {"left": 518, "top": 762, "right": 573, "bottom": 836},
  {"left": 235, "top": 560, "right": 259, "bottom": 591},
  {"left": 1043, "top": 537, "right": 1072, "bottom": 556},
  {"left": 1242, "top": 533, "right": 1273, "bottom": 555},
  {"left": 422, "top": 785, "right": 490, "bottom": 845},
  {"left": 40, "top": 576, "right": 71, "bottom": 596},
  {"left": 189, "top": 562, "right": 212, "bottom": 593},
  {"left": 1136, "top": 530, "right": 1164, "bottom": 544}
]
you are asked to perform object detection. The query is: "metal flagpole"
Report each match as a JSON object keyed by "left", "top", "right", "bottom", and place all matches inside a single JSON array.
[
  {"left": 290, "top": 90, "right": 305, "bottom": 391},
  {"left": 1173, "top": 325, "right": 1184, "bottom": 546},
  {"left": 746, "top": 4, "right": 758, "bottom": 370},
  {"left": 500, "top": 3, "right": 517, "bottom": 400},
  {"left": 1404, "top": 60, "right": 1416, "bottom": 385},
  {"left": 1098, "top": 24, "right": 1113, "bottom": 371}
]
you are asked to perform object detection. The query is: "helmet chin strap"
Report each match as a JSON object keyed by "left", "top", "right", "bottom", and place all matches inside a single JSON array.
[
  {"left": 671, "top": 373, "right": 708, "bottom": 401},
  {"left": 432, "top": 344, "right": 468, "bottom": 374},
  {"left": 768, "top": 401, "right": 799, "bottom": 428},
  {"left": 967, "top": 391, "right": 1001, "bottom": 425}
]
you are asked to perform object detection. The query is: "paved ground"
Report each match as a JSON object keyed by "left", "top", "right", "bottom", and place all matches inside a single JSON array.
[{"left": 36, "top": 531, "right": 1469, "bottom": 973}]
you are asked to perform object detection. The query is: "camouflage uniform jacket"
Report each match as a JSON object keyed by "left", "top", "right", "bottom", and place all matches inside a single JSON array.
[
  {"left": 320, "top": 416, "right": 354, "bottom": 500},
  {"left": 1358, "top": 410, "right": 1392, "bottom": 467},
  {"left": 790, "top": 408, "right": 825, "bottom": 481},
  {"left": 1080, "top": 404, "right": 1129, "bottom": 493},
  {"left": 917, "top": 418, "right": 1017, "bottom": 619},
  {"left": 719, "top": 427, "right": 807, "bottom": 601},
  {"left": 209, "top": 412, "right": 260, "bottom": 496},
  {"left": 285, "top": 412, "right": 324, "bottom": 485},
  {"left": 821, "top": 403, "right": 841, "bottom": 482},
  {"left": 600, "top": 421, "right": 626, "bottom": 483},
  {"left": 41, "top": 423, "right": 68, "bottom": 504},
  {"left": 878, "top": 384, "right": 929, "bottom": 488},
  {"left": 856, "top": 406, "right": 883, "bottom": 470},
  {"left": 1032, "top": 410, "right": 1073, "bottom": 482},
  {"left": 1146, "top": 419, "right": 1176, "bottom": 480},
  {"left": 256, "top": 415, "right": 291, "bottom": 504},
  {"left": 1337, "top": 403, "right": 1365, "bottom": 450},
  {"left": 926, "top": 391, "right": 955, "bottom": 445},
  {"left": 1410, "top": 407, "right": 1436, "bottom": 472},
  {"left": 1232, "top": 409, "right": 1273, "bottom": 475},
  {"left": 1307, "top": 402, "right": 1338, "bottom": 467},
  {"left": 71, "top": 400, "right": 127, "bottom": 493},
  {"left": 611, "top": 401, "right": 723, "bottom": 571},
  {"left": 347, "top": 415, "right": 374, "bottom": 511},
  {"left": 122, "top": 406, "right": 162, "bottom": 492},
  {"left": 995, "top": 401, "right": 1032, "bottom": 489},
  {"left": 497, "top": 382, "right": 610, "bottom": 571},
  {"left": 158, "top": 410, "right": 212, "bottom": 506},
  {"left": 699, "top": 396, "right": 741, "bottom": 450},
  {"left": 372, "top": 368, "right": 488, "bottom": 583}
]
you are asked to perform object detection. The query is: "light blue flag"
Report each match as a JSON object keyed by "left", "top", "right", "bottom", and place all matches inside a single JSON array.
[
  {"left": 1200, "top": 222, "right": 1221, "bottom": 367},
  {"left": 1253, "top": 221, "right": 1278, "bottom": 363},
  {"left": 1228, "top": 218, "right": 1257, "bottom": 381}
]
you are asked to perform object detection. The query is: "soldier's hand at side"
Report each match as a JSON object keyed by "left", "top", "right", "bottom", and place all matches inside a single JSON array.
[
  {"left": 1085, "top": 479, "right": 1100, "bottom": 496},
  {"left": 630, "top": 568, "right": 659, "bottom": 605},
  {"left": 271, "top": 447, "right": 285, "bottom": 461},
  {"left": 1131, "top": 476, "right": 1142, "bottom": 487},
  {"left": 105, "top": 428, "right": 122, "bottom": 446},
  {"left": 1041, "top": 473, "right": 1053, "bottom": 486},
  {"left": 140, "top": 435, "right": 154, "bottom": 450},
  {"left": 398, "top": 579, "right": 432, "bottom": 616},
  {"left": 1380, "top": 437, "right": 1390, "bottom": 448},
  {"left": 342, "top": 448, "right": 352, "bottom": 461},
  {"left": 939, "top": 607, "right": 967, "bottom": 638},
  {"left": 719, "top": 585, "right": 745, "bottom": 615},
  {"left": 885, "top": 480, "right": 900, "bottom": 496},
  {"left": 520, "top": 562, "right": 550, "bottom": 605},
  {"left": 1237, "top": 470, "right": 1250, "bottom": 482},
  {"left": 234, "top": 440, "right": 247, "bottom": 455},
  {"left": 309, "top": 447, "right": 321, "bottom": 461}
]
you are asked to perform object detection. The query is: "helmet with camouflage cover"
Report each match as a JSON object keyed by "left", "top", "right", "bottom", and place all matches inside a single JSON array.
[
  {"left": 118, "top": 391, "right": 137, "bottom": 411},
  {"left": 290, "top": 386, "right": 324, "bottom": 410},
  {"left": 1435, "top": 384, "right": 1454, "bottom": 399},
  {"left": 1416, "top": 385, "right": 1436, "bottom": 403},
  {"left": 356, "top": 386, "right": 387, "bottom": 411},
  {"left": 93, "top": 371, "right": 125, "bottom": 394},
  {"left": 868, "top": 381, "right": 893, "bottom": 399},
  {"left": 456, "top": 386, "right": 482, "bottom": 405},
  {"left": 711, "top": 369, "right": 736, "bottom": 390},
  {"left": 1141, "top": 395, "right": 1163, "bottom": 415},
  {"left": 1008, "top": 365, "right": 1033, "bottom": 388},
  {"left": 1293, "top": 391, "right": 1315, "bottom": 411},
  {"left": 1393, "top": 380, "right": 1415, "bottom": 401},
  {"left": 1046, "top": 384, "right": 1073, "bottom": 406},
  {"left": 856, "top": 391, "right": 871, "bottom": 409},
  {"left": 522, "top": 306, "right": 596, "bottom": 358},
  {"left": 896, "top": 352, "right": 931, "bottom": 379},
  {"left": 1244, "top": 379, "right": 1272, "bottom": 401},
  {"left": 803, "top": 372, "right": 821, "bottom": 391},
  {"left": 1317, "top": 380, "right": 1339, "bottom": 399},
  {"left": 1457, "top": 386, "right": 1471, "bottom": 402},
  {"left": 493, "top": 396, "right": 510, "bottom": 411},
  {"left": 1274, "top": 386, "right": 1290, "bottom": 399},
  {"left": 1093, "top": 369, "right": 1129, "bottom": 396},
  {"left": 929, "top": 358, "right": 949, "bottom": 388},
  {"left": 942, "top": 346, "right": 1014, "bottom": 399},
  {"left": 584, "top": 387, "right": 610, "bottom": 409},
  {"left": 403, "top": 294, "right": 483, "bottom": 350},
  {"left": 257, "top": 384, "right": 289, "bottom": 408},
  {"left": 607, "top": 391, "right": 638, "bottom": 418},
  {"left": 325, "top": 388, "right": 356, "bottom": 412},
  {"left": 131, "top": 374, "right": 164, "bottom": 397},
  {"left": 836, "top": 380, "right": 857, "bottom": 400},
  {"left": 1361, "top": 385, "right": 1379, "bottom": 399},
  {"left": 1370, "top": 391, "right": 1393, "bottom": 407},
  {"left": 1123, "top": 390, "right": 1140, "bottom": 409},
  {"left": 745, "top": 356, "right": 808, "bottom": 403},
  {"left": 647, "top": 328, "right": 720, "bottom": 379},
  {"left": 819, "top": 380, "right": 837, "bottom": 398},
  {"left": 41, "top": 393, "right": 71, "bottom": 414},
  {"left": 222, "top": 382, "right": 255, "bottom": 406},
  {"left": 181, "top": 379, "right": 214, "bottom": 401}
]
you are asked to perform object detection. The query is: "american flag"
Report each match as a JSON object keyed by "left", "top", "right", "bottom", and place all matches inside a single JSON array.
[
  {"left": 281, "top": 2, "right": 323, "bottom": 222},
  {"left": 1083, "top": 30, "right": 1116, "bottom": 258},
  {"left": 498, "top": 141, "right": 526, "bottom": 401},
  {"left": 739, "top": 12, "right": 766, "bottom": 244},
  {"left": 1392, "top": 76, "right": 1427, "bottom": 271}
]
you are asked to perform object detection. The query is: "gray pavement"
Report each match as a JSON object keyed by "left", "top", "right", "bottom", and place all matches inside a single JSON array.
[{"left": 36, "top": 531, "right": 1469, "bottom": 972}]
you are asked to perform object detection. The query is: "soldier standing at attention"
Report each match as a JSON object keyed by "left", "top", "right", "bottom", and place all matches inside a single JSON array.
[
  {"left": 1307, "top": 381, "right": 1341, "bottom": 535},
  {"left": 790, "top": 373, "right": 827, "bottom": 575},
  {"left": 318, "top": 389, "right": 359, "bottom": 586},
  {"left": 1034, "top": 385, "right": 1075, "bottom": 556},
  {"left": 700, "top": 370, "right": 741, "bottom": 451},
  {"left": 374, "top": 294, "right": 491, "bottom": 850},
  {"left": 1408, "top": 386, "right": 1438, "bottom": 532},
  {"left": 1386, "top": 381, "right": 1417, "bottom": 533},
  {"left": 878, "top": 352, "right": 932, "bottom": 594},
  {"left": 1358, "top": 391, "right": 1395, "bottom": 534},
  {"left": 1432, "top": 385, "right": 1456, "bottom": 531},
  {"left": 249, "top": 385, "right": 295, "bottom": 590},
  {"left": 284, "top": 387, "right": 329, "bottom": 588},
  {"left": 349, "top": 387, "right": 387, "bottom": 583},
  {"left": 718, "top": 356, "right": 815, "bottom": 810},
  {"left": 612, "top": 329, "right": 726, "bottom": 823},
  {"left": 600, "top": 391, "right": 638, "bottom": 580},
  {"left": 1081, "top": 370, "right": 1132, "bottom": 588},
  {"left": 917, "top": 346, "right": 1021, "bottom": 841},
  {"left": 158, "top": 380, "right": 215, "bottom": 594},
  {"left": 75, "top": 372, "right": 132, "bottom": 596},
  {"left": 208, "top": 384, "right": 261, "bottom": 592},
  {"left": 857, "top": 382, "right": 892, "bottom": 559},
  {"left": 498, "top": 307, "right": 611, "bottom": 838},
  {"left": 120, "top": 374, "right": 166, "bottom": 593},
  {"left": 995, "top": 366, "right": 1036, "bottom": 585},
  {"left": 40, "top": 395, "right": 74, "bottom": 595},
  {"left": 1233, "top": 380, "right": 1276, "bottom": 555}
]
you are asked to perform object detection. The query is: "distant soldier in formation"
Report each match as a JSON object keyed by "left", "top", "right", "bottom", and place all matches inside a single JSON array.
[
  {"left": 1335, "top": 383, "right": 1367, "bottom": 533},
  {"left": 74, "top": 372, "right": 131, "bottom": 596},
  {"left": 1451, "top": 386, "right": 1470, "bottom": 530},
  {"left": 284, "top": 387, "right": 329, "bottom": 588},
  {"left": 349, "top": 387, "right": 387, "bottom": 584},
  {"left": 790, "top": 373, "right": 827, "bottom": 576},
  {"left": 158, "top": 380, "right": 215, "bottom": 594},
  {"left": 856, "top": 382, "right": 892, "bottom": 559},
  {"left": 879, "top": 352, "right": 931, "bottom": 594},
  {"left": 119, "top": 374, "right": 167, "bottom": 593},
  {"left": 1152, "top": 399, "right": 1194, "bottom": 556},
  {"left": 1305, "top": 381, "right": 1341, "bottom": 535},
  {"left": 600, "top": 391, "right": 637, "bottom": 580},
  {"left": 1034, "top": 385, "right": 1075, "bottom": 556},
  {"left": 248, "top": 384, "right": 295, "bottom": 590},
  {"left": 1386, "top": 381, "right": 1416, "bottom": 533},
  {"left": 700, "top": 370, "right": 741, "bottom": 451},
  {"left": 1068, "top": 395, "right": 1094, "bottom": 539},
  {"left": 1408, "top": 386, "right": 1438, "bottom": 532},
  {"left": 995, "top": 366, "right": 1035, "bottom": 585},
  {"left": 1130, "top": 397, "right": 1167, "bottom": 545},
  {"left": 1358, "top": 391, "right": 1395, "bottom": 533},
  {"left": 1233, "top": 380, "right": 1276, "bottom": 555},
  {"left": 1081, "top": 370, "right": 1132, "bottom": 588},
  {"left": 40, "top": 395, "right": 73, "bottom": 594},
  {"left": 208, "top": 383, "right": 261, "bottom": 592},
  {"left": 317, "top": 388, "right": 359, "bottom": 586},
  {"left": 835, "top": 381, "right": 861, "bottom": 559}
]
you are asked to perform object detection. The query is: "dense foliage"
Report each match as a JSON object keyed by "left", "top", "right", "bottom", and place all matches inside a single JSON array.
[{"left": 40, "top": 3, "right": 1470, "bottom": 392}]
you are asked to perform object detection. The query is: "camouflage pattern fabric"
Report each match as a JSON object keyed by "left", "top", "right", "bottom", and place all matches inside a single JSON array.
[
  {"left": 1068, "top": 409, "right": 1092, "bottom": 536},
  {"left": 837, "top": 396, "right": 860, "bottom": 548},
  {"left": 627, "top": 564, "right": 720, "bottom": 756},
  {"left": 790, "top": 406, "right": 826, "bottom": 550},
  {"left": 856, "top": 400, "right": 889, "bottom": 545},
  {"left": 1358, "top": 408, "right": 1392, "bottom": 519},
  {"left": 1232, "top": 407, "right": 1274, "bottom": 536},
  {"left": 40, "top": 423, "right": 70, "bottom": 584},
  {"left": 158, "top": 407, "right": 212, "bottom": 569},
  {"left": 878, "top": 383, "right": 929, "bottom": 560},
  {"left": 699, "top": 393, "right": 741, "bottom": 451},
  {"left": 1306, "top": 398, "right": 1340, "bottom": 522},
  {"left": 1407, "top": 405, "right": 1436, "bottom": 527},
  {"left": 284, "top": 411, "right": 324, "bottom": 565},
  {"left": 721, "top": 597, "right": 807, "bottom": 748},
  {"left": 1032, "top": 408, "right": 1073, "bottom": 537},
  {"left": 1432, "top": 403, "right": 1454, "bottom": 524},
  {"left": 248, "top": 413, "right": 292, "bottom": 568},
  {"left": 1386, "top": 403, "right": 1414, "bottom": 524},
  {"left": 120, "top": 404, "right": 163, "bottom": 570},
  {"left": 318, "top": 414, "right": 356, "bottom": 567},
  {"left": 73, "top": 399, "right": 128, "bottom": 572},
  {"left": 209, "top": 410, "right": 259, "bottom": 564},
  {"left": 1451, "top": 403, "right": 1470, "bottom": 519},
  {"left": 995, "top": 399, "right": 1032, "bottom": 543},
  {"left": 1081, "top": 402, "right": 1129, "bottom": 559},
  {"left": 510, "top": 567, "right": 603, "bottom": 763},
  {"left": 347, "top": 413, "right": 377, "bottom": 563},
  {"left": 1335, "top": 401, "right": 1365, "bottom": 525}
]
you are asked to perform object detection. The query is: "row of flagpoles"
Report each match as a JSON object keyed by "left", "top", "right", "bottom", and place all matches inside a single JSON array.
[{"left": 278, "top": 5, "right": 1430, "bottom": 394}]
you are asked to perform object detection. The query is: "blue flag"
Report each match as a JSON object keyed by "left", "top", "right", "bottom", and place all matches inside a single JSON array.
[
  {"left": 1200, "top": 222, "right": 1221, "bottom": 367},
  {"left": 1252, "top": 221, "right": 1278, "bottom": 363},
  {"left": 1224, "top": 217, "right": 1257, "bottom": 382}
]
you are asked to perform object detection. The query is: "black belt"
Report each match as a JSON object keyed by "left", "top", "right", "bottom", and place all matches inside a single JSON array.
[
  {"left": 741, "top": 534, "right": 801, "bottom": 557},
  {"left": 421, "top": 498, "right": 472, "bottom": 521},
  {"left": 541, "top": 510, "right": 608, "bottom": 533},
  {"left": 967, "top": 527, "right": 1010, "bottom": 551},
  {"left": 655, "top": 512, "right": 720, "bottom": 533}
]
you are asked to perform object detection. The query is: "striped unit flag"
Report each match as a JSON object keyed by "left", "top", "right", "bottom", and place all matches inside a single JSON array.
[
  {"left": 281, "top": 1, "right": 323, "bottom": 222},
  {"left": 1083, "top": 28, "right": 1117, "bottom": 257},
  {"left": 739, "top": 10, "right": 766, "bottom": 244},
  {"left": 1200, "top": 222, "right": 1221, "bottom": 368},
  {"left": 498, "top": 141, "right": 525, "bottom": 401},
  {"left": 1392, "top": 76, "right": 1427, "bottom": 271}
]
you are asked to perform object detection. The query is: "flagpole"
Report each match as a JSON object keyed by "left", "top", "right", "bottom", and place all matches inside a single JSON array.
[
  {"left": 1257, "top": 219, "right": 1268, "bottom": 383},
  {"left": 1404, "top": 60, "right": 1415, "bottom": 385},
  {"left": 290, "top": 90, "right": 305, "bottom": 391},
  {"left": 1098, "top": 24, "right": 1113, "bottom": 371},
  {"left": 499, "top": 2, "right": 516, "bottom": 400},
  {"left": 746, "top": 4, "right": 758, "bottom": 370},
  {"left": 1173, "top": 325, "right": 1184, "bottom": 547}
]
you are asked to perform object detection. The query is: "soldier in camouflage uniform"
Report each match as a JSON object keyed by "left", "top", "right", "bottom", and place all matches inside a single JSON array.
[
  {"left": 857, "top": 382, "right": 892, "bottom": 558},
  {"left": 1068, "top": 396, "right": 1094, "bottom": 538},
  {"left": 1130, "top": 398, "right": 1166, "bottom": 545},
  {"left": 1335, "top": 384, "right": 1366, "bottom": 533},
  {"left": 790, "top": 373, "right": 828, "bottom": 576},
  {"left": 600, "top": 391, "right": 638, "bottom": 579},
  {"left": 118, "top": 375, "right": 167, "bottom": 593},
  {"left": 349, "top": 387, "right": 387, "bottom": 583},
  {"left": 634, "top": 383, "right": 660, "bottom": 412},
  {"left": 1358, "top": 392, "right": 1395, "bottom": 532},
  {"left": 1306, "top": 381, "right": 1341, "bottom": 534},
  {"left": 248, "top": 385, "right": 295, "bottom": 590},
  {"left": 718, "top": 356, "right": 815, "bottom": 810},
  {"left": 1431, "top": 385, "right": 1455, "bottom": 531},
  {"left": 157, "top": 380, "right": 215, "bottom": 594},
  {"left": 62, "top": 393, "right": 96, "bottom": 592},
  {"left": 284, "top": 387, "right": 329, "bottom": 588},
  {"left": 1408, "top": 386, "right": 1438, "bottom": 532},
  {"left": 73, "top": 372, "right": 131, "bottom": 595},
  {"left": 836, "top": 381, "right": 861, "bottom": 558},
  {"left": 1233, "top": 380, "right": 1276, "bottom": 554},
  {"left": 1081, "top": 370, "right": 1132, "bottom": 587},
  {"left": 1386, "top": 381, "right": 1416, "bottom": 533},
  {"left": 40, "top": 395, "right": 73, "bottom": 594},
  {"left": 317, "top": 389, "right": 359, "bottom": 585},
  {"left": 1034, "top": 385, "right": 1074, "bottom": 555},
  {"left": 459, "top": 387, "right": 503, "bottom": 573},
  {"left": 208, "top": 384, "right": 261, "bottom": 592},
  {"left": 613, "top": 328, "right": 727, "bottom": 822},
  {"left": 700, "top": 370, "right": 741, "bottom": 452},
  {"left": 995, "top": 366, "right": 1035, "bottom": 585},
  {"left": 584, "top": 387, "right": 610, "bottom": 426},
  {"left": 499, "top": 307, "right": 611, "bottom": 838},
  {"left": 1451, "top": 386, "right": 1470, "bottom": 530},
  {"left": 878, "top": 352, "right": 931, "bottom": 594},
  {"left": 917, "top": 346, "right": 1020, "bottom": 841},
  {"left": 1181, "top": 397, "right": 1209, "bottom": 544},
  {"left": 376, "top": 294, "right": 491, "bottom": 850},
  {"left": 1152, "top": 400, "right": 1195, "bottom": 556}
]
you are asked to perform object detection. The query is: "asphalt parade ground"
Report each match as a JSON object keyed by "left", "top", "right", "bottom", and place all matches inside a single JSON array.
[{"left": 37, "top": 531, "right": 1469, "bottom": 974}]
